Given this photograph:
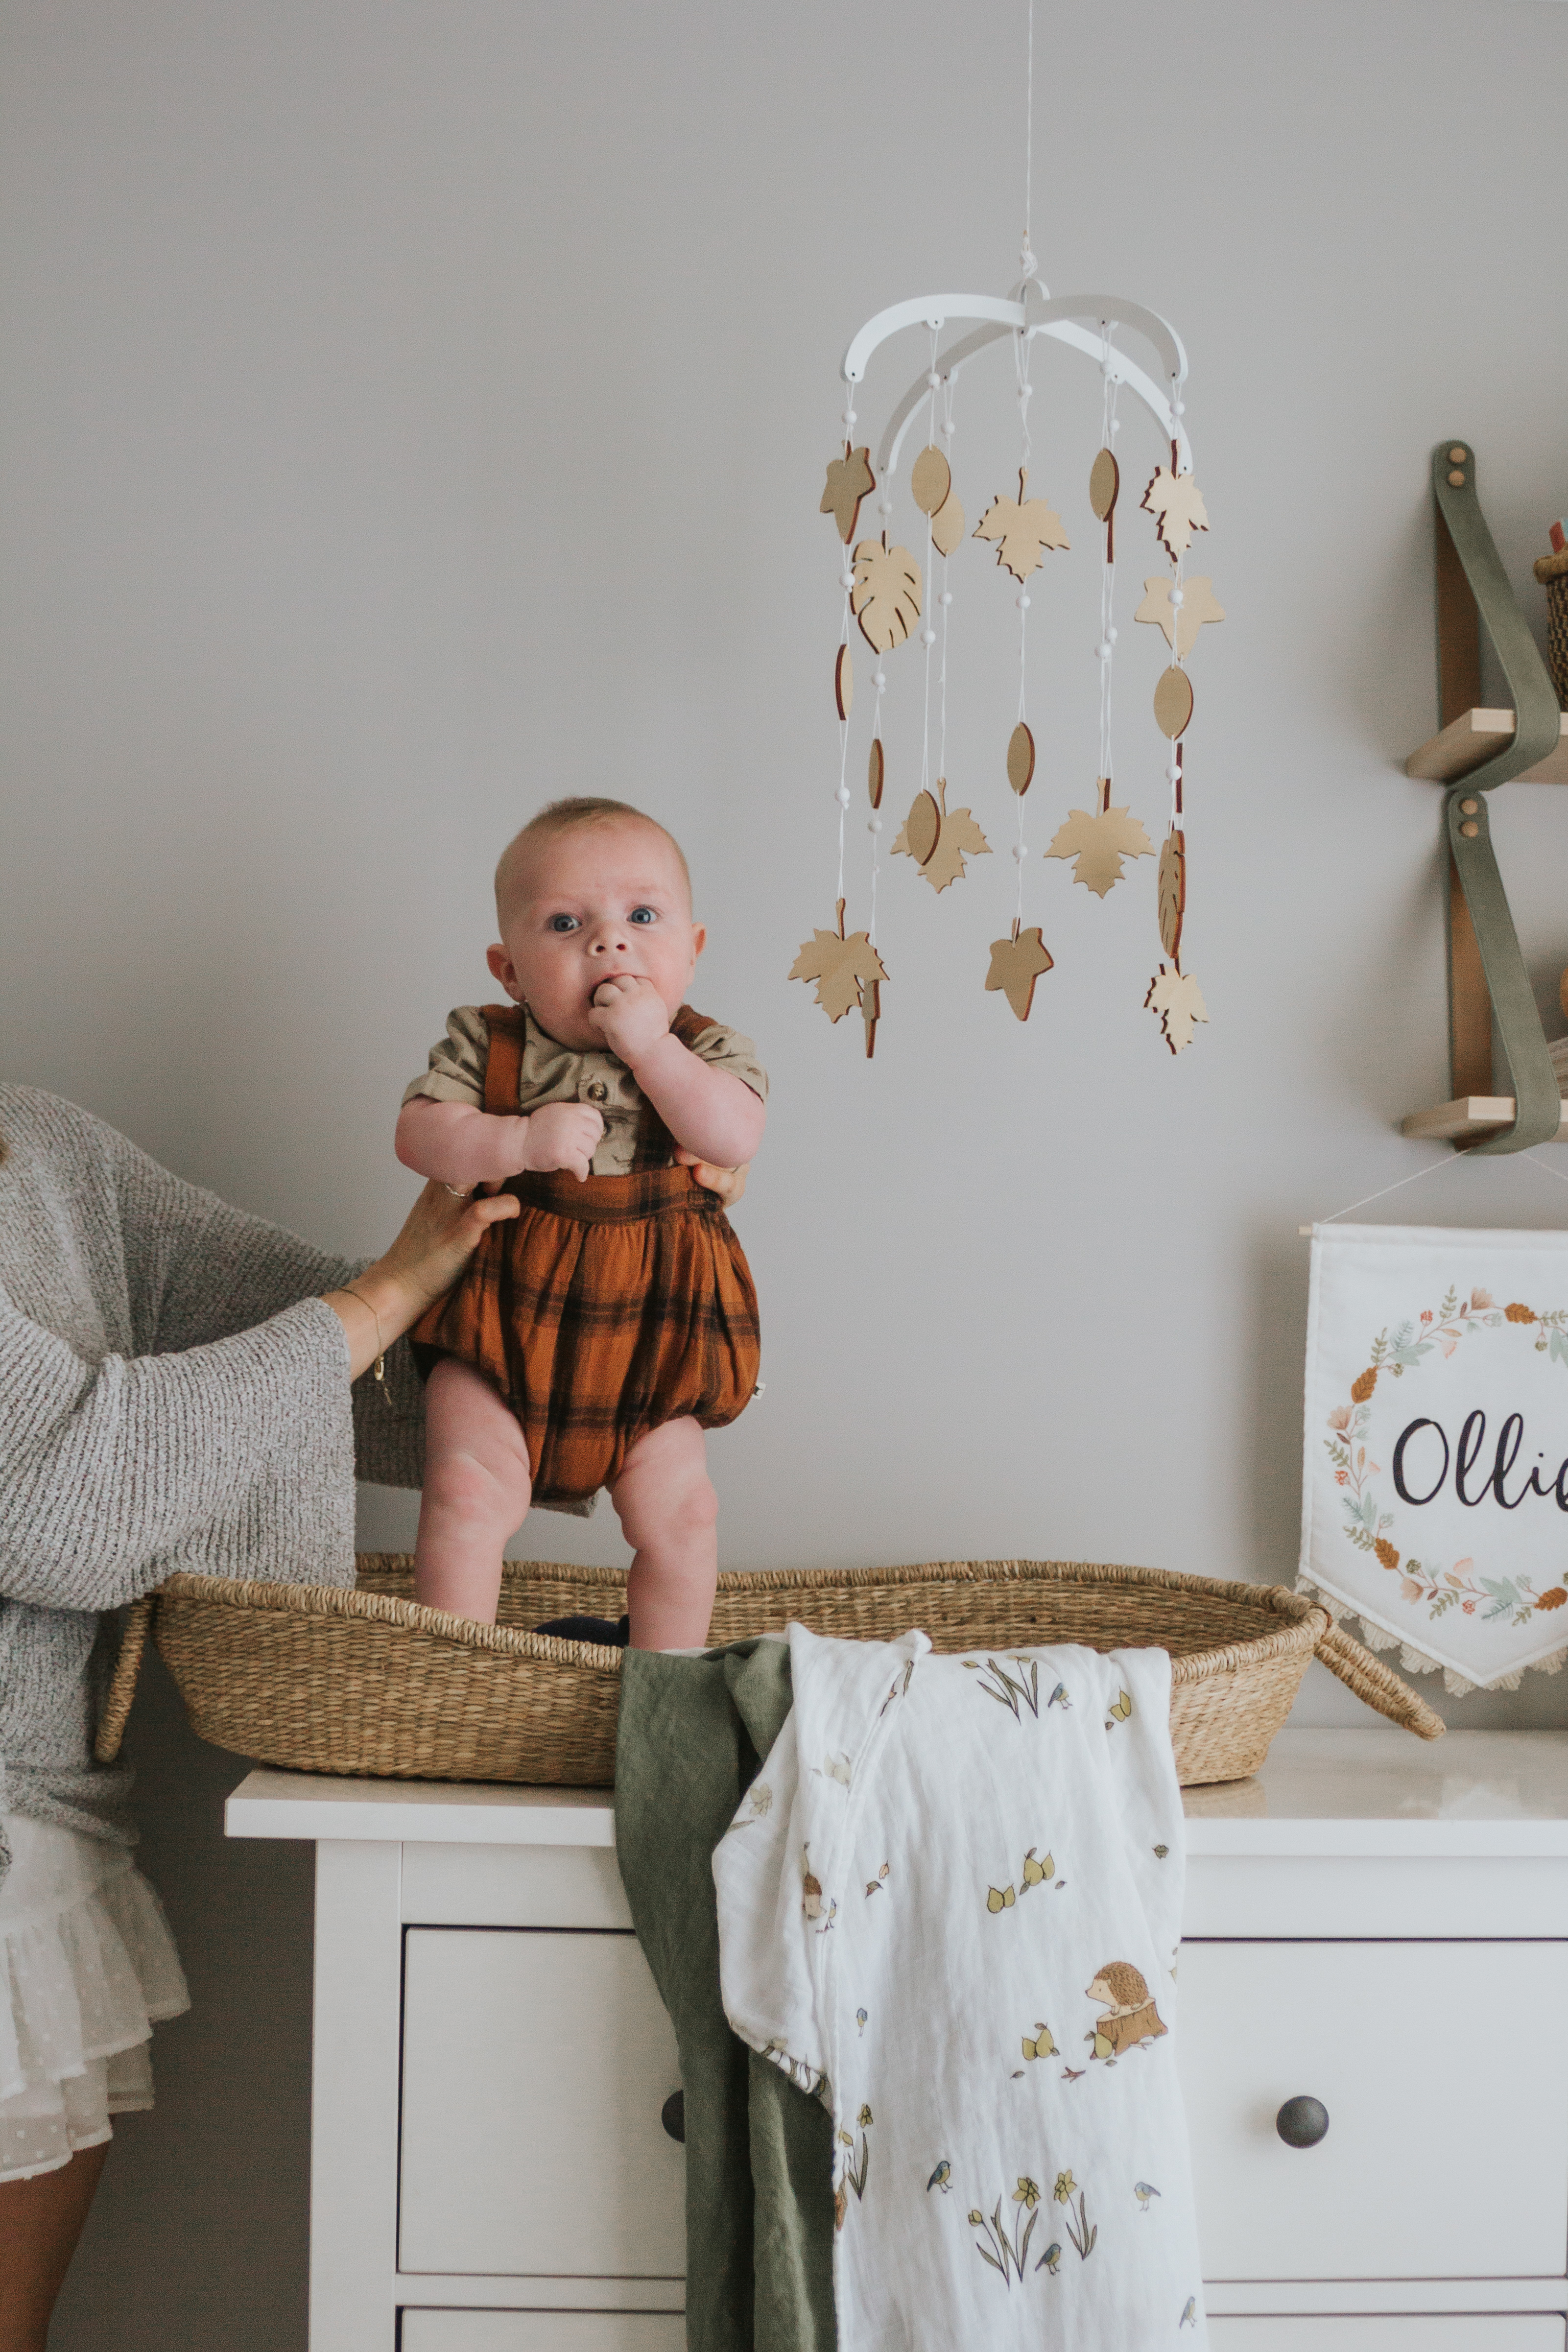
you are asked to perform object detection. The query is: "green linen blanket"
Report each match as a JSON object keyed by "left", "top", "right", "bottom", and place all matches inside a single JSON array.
[{"left": 616, "top": 1640, "right": 835, "bottom": 2352}]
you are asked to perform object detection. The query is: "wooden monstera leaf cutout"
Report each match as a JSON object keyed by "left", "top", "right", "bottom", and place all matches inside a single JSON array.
[{"left": 851, "top": 537, "right": 923, "bottom": 653}]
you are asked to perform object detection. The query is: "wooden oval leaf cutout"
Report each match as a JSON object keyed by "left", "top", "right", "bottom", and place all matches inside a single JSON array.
[
  {"left": 1089, "top": 448, "right": 1119, "bottom": 522},
  {"left": 905, "top": 788, "right": 941, "bottom": 865},
  {"left": 911, "top": 446, "right": 952, "bottom": 518},
  {"left": 835, "top": 643, "right": 854, "bottom": 721},
  {"left": 1153, "top": 666, "right": 1194, "bottom": 739},
  {"left": 1006, "top": 721, "right": 1036, "bottom": 796},
  {"left": 930, "top": 490, "right": 966, "bottom": 558},
  {"left": 1158, "top": 830, "right": 1186, "bottom": 962},
  {"left": 867, "top": 737, "right": 885, "bottom": 809}
]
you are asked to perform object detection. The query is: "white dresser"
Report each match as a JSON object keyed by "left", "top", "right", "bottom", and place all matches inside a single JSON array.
[{"left": 226, "top": 1728, "right": 1568, "bottom": 2352}]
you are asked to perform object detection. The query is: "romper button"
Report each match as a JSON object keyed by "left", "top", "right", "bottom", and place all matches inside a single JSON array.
[{"left": 586, "top": 1080, "right": 609, "bottom": 1103}]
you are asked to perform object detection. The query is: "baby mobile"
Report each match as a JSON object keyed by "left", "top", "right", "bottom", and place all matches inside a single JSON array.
[{"left": 790, "top": 0, "right": 1222, "bottom": 1059}]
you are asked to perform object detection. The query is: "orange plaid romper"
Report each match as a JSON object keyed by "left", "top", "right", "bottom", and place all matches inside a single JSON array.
[{"left": 410, "top": 1004, "right": 761, "bottom": 1507}]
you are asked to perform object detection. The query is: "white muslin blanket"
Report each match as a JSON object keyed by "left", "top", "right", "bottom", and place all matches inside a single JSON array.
[{"left": 713, "top": 1626, "right": 1206, "bottom": 2351}]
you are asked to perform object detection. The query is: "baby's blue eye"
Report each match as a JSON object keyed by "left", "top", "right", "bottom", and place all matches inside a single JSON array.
[
  {"left": 549, "top": 914, "right": 580, "bottom": 934},
  {"left": 629, "top": 906, "right": 656, "bottom": 926}
]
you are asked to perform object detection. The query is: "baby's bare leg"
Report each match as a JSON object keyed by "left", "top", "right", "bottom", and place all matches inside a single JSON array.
[
  {"left": 610, "top": 1417, "right": 718, "bottom": 1651},
  {"left": 415, "top": 1356, "right": 533, "bottom": 1624}
]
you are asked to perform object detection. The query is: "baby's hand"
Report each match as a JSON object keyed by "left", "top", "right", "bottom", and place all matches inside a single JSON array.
[
  {"left": 589, "top": 974, "right": 672, "bottom": 1064},
  {"left": 520, "top": 1101, "right": 604, "bottom": 1183}
]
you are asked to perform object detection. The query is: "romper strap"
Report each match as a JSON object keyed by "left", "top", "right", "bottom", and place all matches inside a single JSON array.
[{"left": 480, "top": 1003, "right": 527, "bottom": 1117}]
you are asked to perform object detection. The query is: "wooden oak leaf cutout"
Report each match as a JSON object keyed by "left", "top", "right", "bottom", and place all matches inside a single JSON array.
[
  {"left": 985, "top": 925, "right": 1054, "bottom": 1021},
  {"left": 821, "top": 444, "right": 876, "bottom": 542},
  {"left": 851, "top": 537, "right": 923, "bottom": 653},
  {"left": 973, "top": 468, "right": 1069, "bottom": 581},
  {"left": 1045, "top": 802, "right": 1155, "bottom": 898},
  {"left": 1141, "top": 468, "right": 1209, "bottom": 561},
  {"left": 892, "top": 788, "right": 991, "bottom": 892},
  {"left": 1134, "top": 573, "right": 1225, "bottom": 658},
  {"left": 789, "top": 921, "right": 889, "bottom": 1024},
  {"left": 1145, "top": 962, "right": 1209, "bottom": 1054}
]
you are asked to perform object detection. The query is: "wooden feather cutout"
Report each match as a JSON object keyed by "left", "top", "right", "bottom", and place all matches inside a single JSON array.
[
  {"left": 930, "top": 489, "right": 966, "bottom": 558},
  {"left": 1045, "top": 799, "right": 1156, "bottom": 897},
  {"left": 1089, "top": 448, "right": 1119, "bottom": 522},
  {"left": 973, "top": 469, "right": 1069, "bottom": 581},
  {"left": 821, "top": 444, "right": 876, "bottom": 542},
  {"left": 788, "top": 898, "right": 889, "bottom": 1024},
  {"left": 1158, "top": 830, "right": 1186, "bottom": 962},
  {"left": 867, "top": 737, "right": 885, "bottom": 808},
  {"left": 1153, "top": 665, "right": 1194, "bottom": 739},
  {"left": 1006, "top": 722, "right": 1036, "bottom": 796},
  {"left": 985, "top": 919, "right": 1054, "bottom": 1022},
  {"left": 911, "top": 446, "right": 952, "bottom": 518},
  {"left": 835, "top": 643, "right": 854, "bottom": 720},
  {"left": 851, "top": 537, "right": 923, "bottom": 653},
  {"left": 1134, "top": 574, "right": 1224, "bottom": 659},
  {"left": 1145, "top": 961, "right": 1208, "bottom": 1054}
]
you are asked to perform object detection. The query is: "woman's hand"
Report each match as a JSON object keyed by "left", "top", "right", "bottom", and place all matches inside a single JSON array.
[
  {"left": 675, "top": 1149, "right": 749, "bottom": 1209},
  {"left": 325, "top": 1182, "right": 520, "bottom": 1378}
]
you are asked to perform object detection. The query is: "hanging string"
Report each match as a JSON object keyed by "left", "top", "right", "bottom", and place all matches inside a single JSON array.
[
  {"left": 1096, "top": 320, "right": 1120, "bottom": 810},
  {"left": 937, "top": 373, "right": 957, "bottom": 791},
  {"left": 919, "top": 326, "right": 940, "bottom": 795},
  {"left": 867, "top": 438, "right": 899, "bottom": 948},
  {"left": 1311, "top": 1144, "right": 1568, "bottom": 1228},
  {"left": 1012, "top": 327, "right": 1035, "bottom": 926},
  {"left": 833, "top": 384, "right": 858, "bottom": 908},
  {"left": 1020, "top": 0, "right": 1037, "bottom": 281}
]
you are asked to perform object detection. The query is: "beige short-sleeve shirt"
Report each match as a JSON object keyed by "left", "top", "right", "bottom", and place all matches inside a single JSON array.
[{"left": 402, "top": 1004, "right": 767, "bottom": 1177}]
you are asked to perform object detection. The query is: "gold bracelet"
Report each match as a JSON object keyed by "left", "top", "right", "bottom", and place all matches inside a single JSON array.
[{"left": 340, "top": 1284, "right": 393, "bottom": 1409}]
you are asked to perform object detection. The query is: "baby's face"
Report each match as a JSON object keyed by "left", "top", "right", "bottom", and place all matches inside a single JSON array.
[{"left": 487, "top": 820, "right": 706, "bottom": 1051}]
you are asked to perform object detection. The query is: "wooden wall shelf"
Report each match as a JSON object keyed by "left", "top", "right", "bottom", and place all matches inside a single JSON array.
[
  {"left": 1406, "top": 707, "right": 1568, "bottom": 786},
  {"left": 1402, "top": 1095, "right": 1568, "bottom": 1143}
]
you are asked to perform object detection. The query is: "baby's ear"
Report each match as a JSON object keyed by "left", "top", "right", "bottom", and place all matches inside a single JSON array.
[
  {"left": 690, "top": 924, "right": 707, "bottom": 963},
  {"left": 486, "top": 942, "right": 522, "bottom": 998}
]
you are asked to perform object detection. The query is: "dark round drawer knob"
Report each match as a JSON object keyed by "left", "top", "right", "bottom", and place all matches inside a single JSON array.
[
  {"left": 661, "top": 2090, "right": 686, "bottom": 2143},
  {"left": 1275, "top": 2095, "right": 1329, "bottom": 2149}
]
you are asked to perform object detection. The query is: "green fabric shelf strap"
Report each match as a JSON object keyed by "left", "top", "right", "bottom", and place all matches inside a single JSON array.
[{"left": 1432, "top": 443, "right": 1562, "bottom": 1153}]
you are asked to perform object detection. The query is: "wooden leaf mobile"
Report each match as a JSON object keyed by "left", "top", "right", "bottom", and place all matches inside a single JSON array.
[
  {"left": 789, "top": 903, "right": 889, "bottom": 1024},
  {"left": 892, "top": 782, "right": 991, "bottom": 893},
  {"left": 867, "top": 737, "right": 885, "bottom": 808},
  {"left": 985, "top": 922, "right": 1054, "bottom": 1022},
  {"left": 834, "top": 643, "right": 854, "bottom": 719},
  {"left": 821, "top": 444, "right": 876, "bottom": 542},
  {"left": 1140, "top": 468, "right": 1209, "bottom": 561},
  {"left": 1158, "top": 830, "right": 1186, "bottom": 962},
  {"left": 1089, "top": 448, "right": 1119, "bottom": 522},
  {"left": 1135, "top": 573, "right": 1224, "bottom": 659},
  {"left": 1006, "top": 723, "right": 1035, "bottom": 796},
  {"left": 1153, "top": 665, "right": 1195, "bottom": 739},
  {"left": 911, "top": 445, "right": 951, "bottom": 517},
  {"left": 973, "top": 468, "right": 1069, "bottom": 581},
  {"left": 851, "top": 537, "right": 923, "bottom": 652},
  {"left": 1045, "top": 800, "right": 1155, "bottom": 898},
  {"left": 1145, "top": 962, "right": 1209, "bottom": 1054},
  {"left": 901, "top": 789, "right": 941, "bottom": 866},
  {"left": 930, "top": 490, "right": 966, "bottom": 557}
]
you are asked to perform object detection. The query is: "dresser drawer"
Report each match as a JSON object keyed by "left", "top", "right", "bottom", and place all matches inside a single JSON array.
[
  {"left": 399, "top": 1930, "right": 686, "bottom": 2277},
  {"left": 1181, "top": 1941, "right": 1568, "bottom": 2280},
  {"left": 401, "top": 2319, "right": 685, "bottom": 2352},
  {"left": 1210, "top": 2323, "right": 1564, "bottom": 2351}
]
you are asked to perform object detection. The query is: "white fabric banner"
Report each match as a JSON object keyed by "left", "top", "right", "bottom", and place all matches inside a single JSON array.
[{"left": 1301, "top": 1223, "right": 1568, "bottom": 1686}]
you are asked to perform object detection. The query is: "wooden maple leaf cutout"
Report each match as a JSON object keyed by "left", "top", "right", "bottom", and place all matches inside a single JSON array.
[
  {"left": 850, "top": 537, "right": 923, "bottom": 652},
  {"left": 891, "top": 784, "right": 991, "bottom": 893},
  {"left": 985, "top": 924, "right": 1054, "bottom": 1021},
  {"left": 820, "top": 444, "right": 875, "bottom": 543},
  {"left": 1134, "top": 573, "right": 1225, "bottom": 658},
  {"left": 972, "top": 468, "right": 1069, "bottom": 581},
  {"left": 1145, "top": 962, "right": 1209, "bottom": 1054},
  {"left": 1045, "top": 801, "right": 1155, "bottom": 898},
  {"left": 1140, "top": 469, "right": 1209, "bottom": 561},
  {"left": 789, "top": 910, "right": 889, "bottom": 1023}
]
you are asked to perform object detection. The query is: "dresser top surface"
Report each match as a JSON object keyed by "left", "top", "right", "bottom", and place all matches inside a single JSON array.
[{"left": 225, "top": 1729, "right": 1568, "bottom": 1857}]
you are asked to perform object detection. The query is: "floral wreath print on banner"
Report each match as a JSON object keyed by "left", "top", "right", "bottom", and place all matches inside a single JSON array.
[{"left": 1299, "top": 1223, "right": 1568, "bottom": 1693}]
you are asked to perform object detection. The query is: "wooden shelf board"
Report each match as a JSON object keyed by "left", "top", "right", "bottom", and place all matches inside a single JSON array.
[
  {"left": 1405, "top": 707, "right": 1568, "bottom": 785},
  {"left": 1402, "top": 1095, "right": 1568, "bottom": 1142}
]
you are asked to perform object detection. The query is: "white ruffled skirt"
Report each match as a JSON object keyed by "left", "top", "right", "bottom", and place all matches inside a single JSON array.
[{"left": 0, "top": 1813, "right": 189, "bottom": 2182}]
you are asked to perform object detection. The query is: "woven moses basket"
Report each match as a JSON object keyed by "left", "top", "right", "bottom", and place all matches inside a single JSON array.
[{"left": 96, "top": 1555, "right": 1442, "bottom": 1789}]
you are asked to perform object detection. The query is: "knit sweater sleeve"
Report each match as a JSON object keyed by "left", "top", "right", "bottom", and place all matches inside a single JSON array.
[{"left": 0, "top": 1282, "right": 354, "bottom": 1610}]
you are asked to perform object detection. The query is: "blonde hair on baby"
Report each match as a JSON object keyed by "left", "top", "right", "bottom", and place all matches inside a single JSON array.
[{"left": 495, "top": 797, "right": 691, "bottom": 924}]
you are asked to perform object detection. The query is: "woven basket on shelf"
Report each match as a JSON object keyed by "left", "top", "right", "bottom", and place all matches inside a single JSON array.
[
  {"left": 95, "top": 1554, "right": 1443, "bottom": 1790},
  {"left": 1535, "top": 544, "right": 1568, "bottom": 710}
]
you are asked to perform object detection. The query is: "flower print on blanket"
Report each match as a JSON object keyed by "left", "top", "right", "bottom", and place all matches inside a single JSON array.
[
  {"left": 1301, "top": 1225, "right": 1568, "bottom": 1685},
  {"left": 712, "top": 1628, "right": 1208, "bottom": 2350}
]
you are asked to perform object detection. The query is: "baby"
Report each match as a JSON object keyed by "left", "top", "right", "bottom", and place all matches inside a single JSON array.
[{"left": 397, "top": 797, "right": 766, "bottom": 1648}]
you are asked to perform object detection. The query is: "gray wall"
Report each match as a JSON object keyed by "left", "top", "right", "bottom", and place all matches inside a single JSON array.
[{"left": 3, "top": 1, "right": 1567, "bottom": 2342}]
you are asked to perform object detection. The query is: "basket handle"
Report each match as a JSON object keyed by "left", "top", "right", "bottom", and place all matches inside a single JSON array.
[
  {"left": 1313, "top": 1618, "right": 1446, "bottom": 1741},
  {"left": 95, "top": 1593, "right": 157, "bottom": 1764}
]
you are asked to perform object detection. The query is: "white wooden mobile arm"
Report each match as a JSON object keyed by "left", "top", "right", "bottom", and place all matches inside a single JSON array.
[{"left": 841, "top": 282, "right": 1193, "bottom": 478}]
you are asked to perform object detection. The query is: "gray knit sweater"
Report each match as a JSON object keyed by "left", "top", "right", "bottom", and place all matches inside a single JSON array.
[{"left": 0, "top": 1085, "right": 426, "bottom": 1869}]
